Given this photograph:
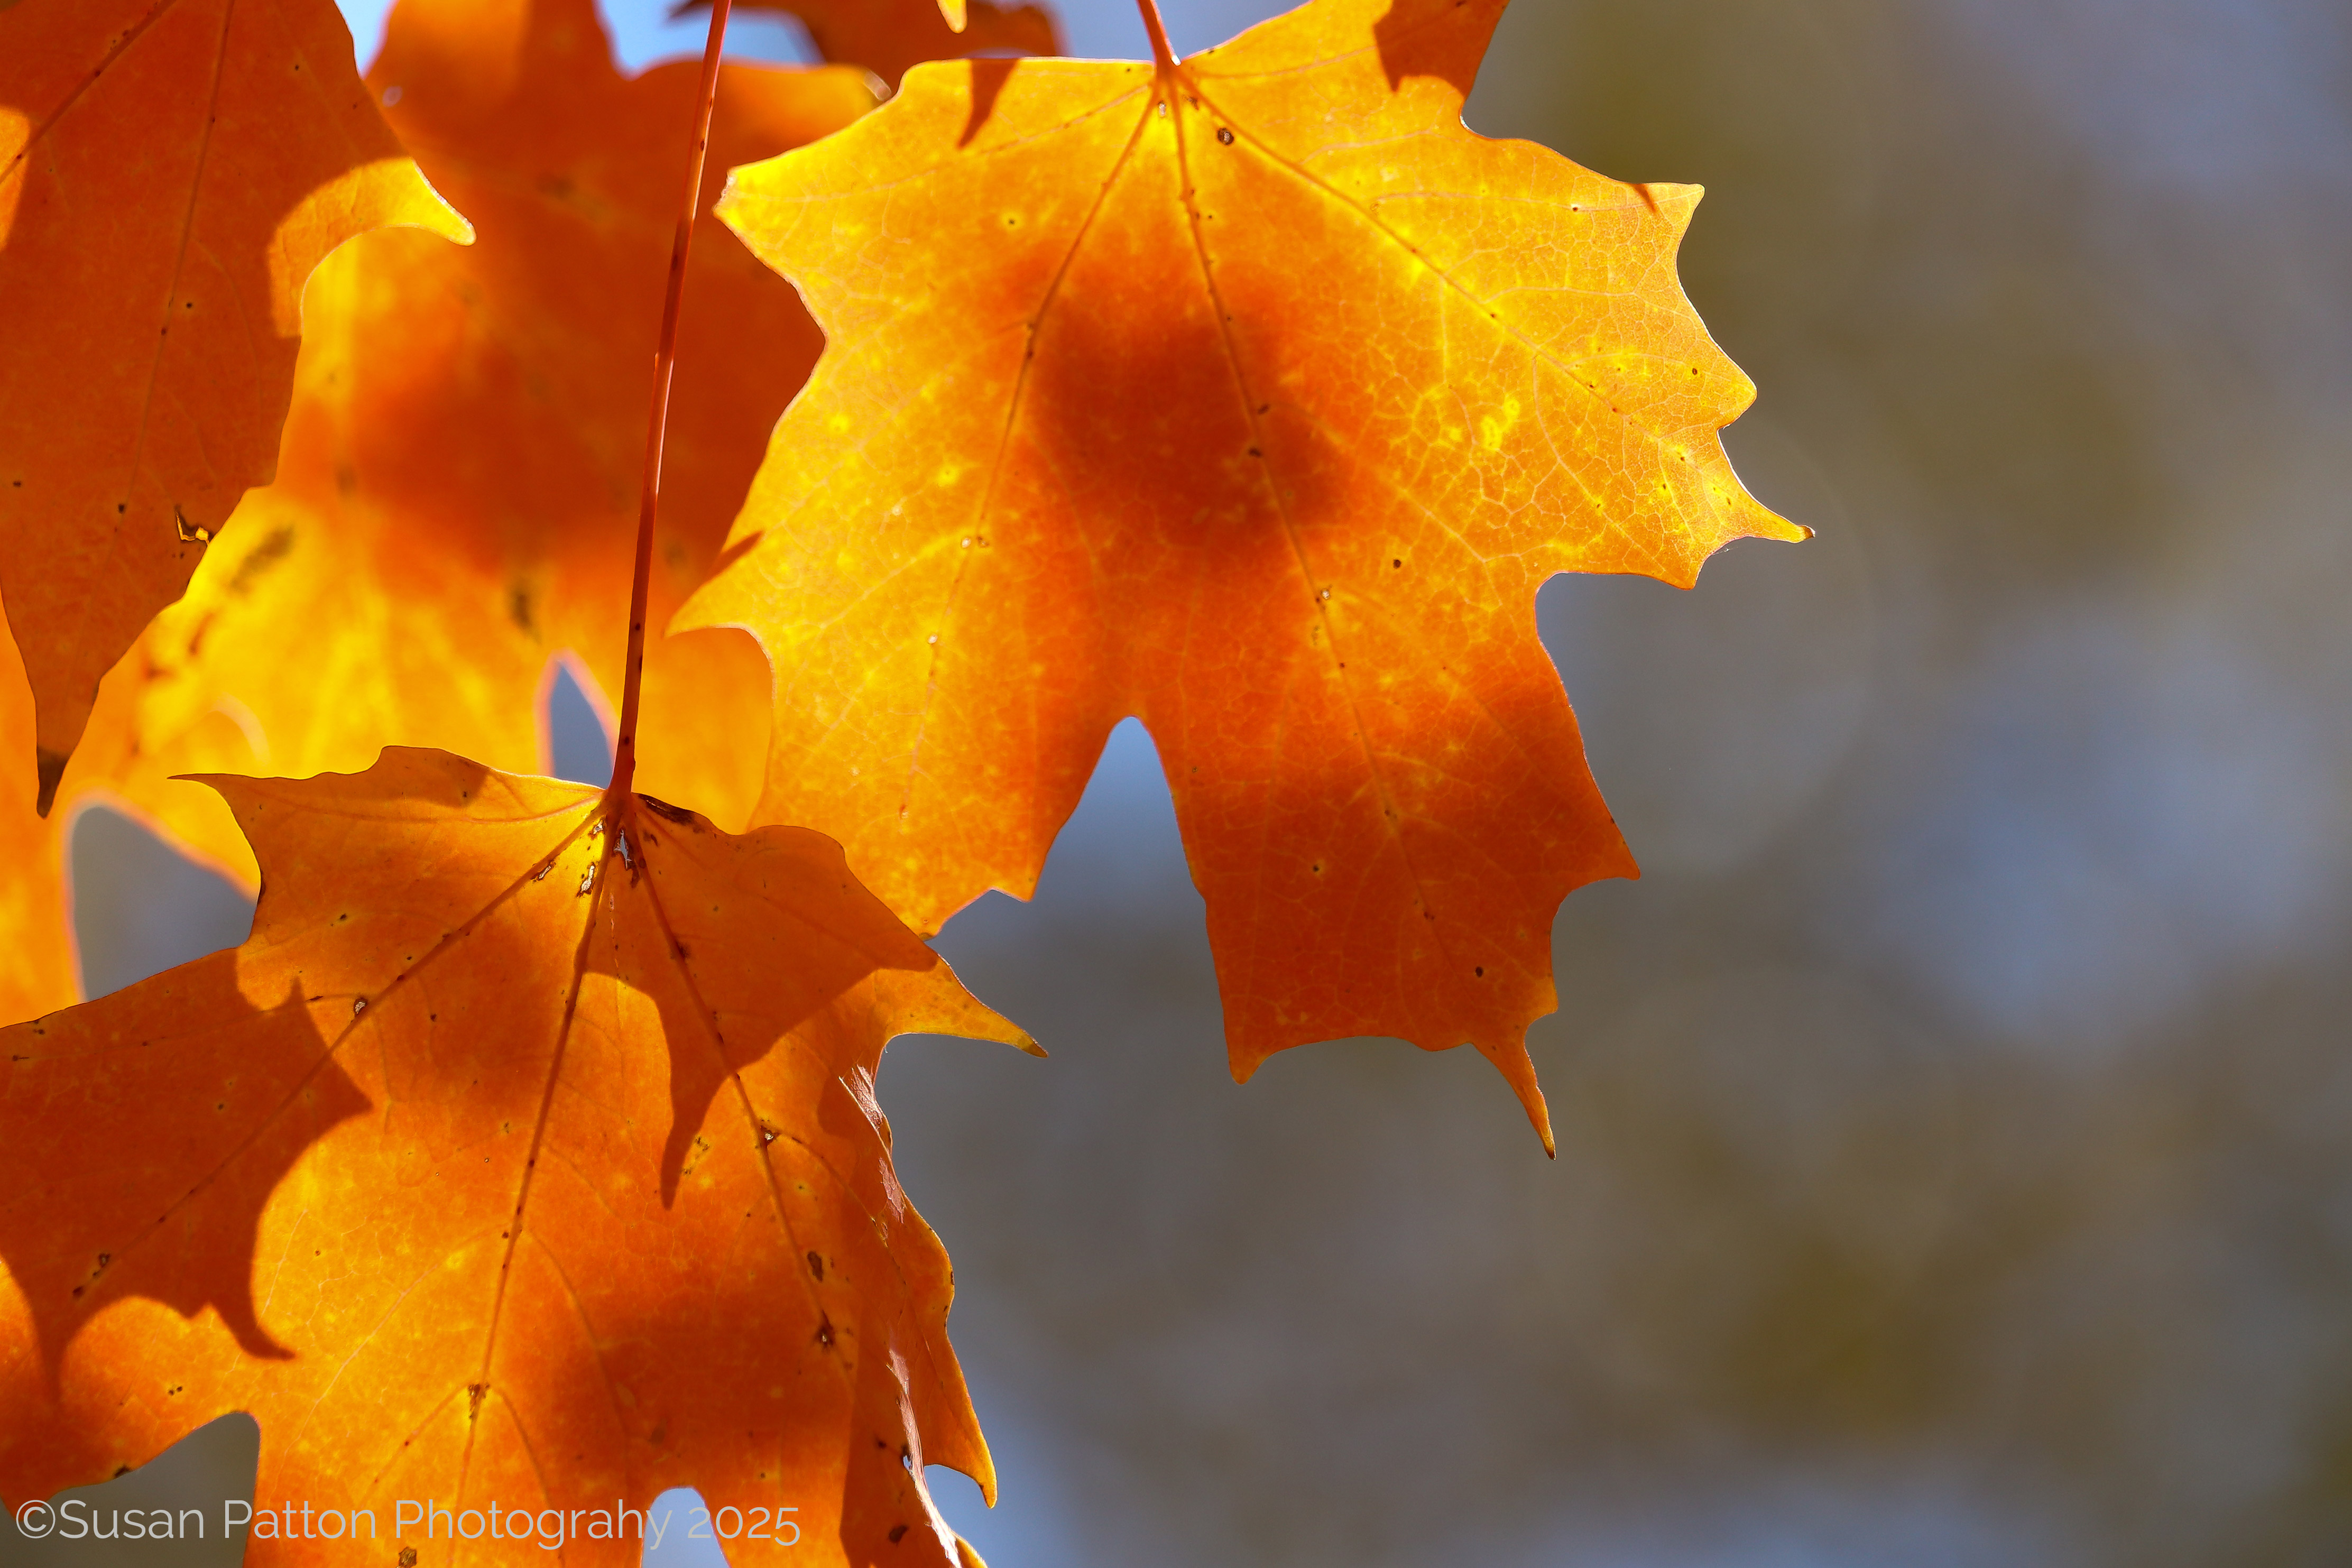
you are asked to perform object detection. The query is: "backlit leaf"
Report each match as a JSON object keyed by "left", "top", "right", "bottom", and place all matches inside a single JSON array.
[
  {"left": 47, "top": 0, "right": 874, "bottom": 892},
  {"left": 680, "top": 0, "right": 1805, "bottom": 1145},
  {"left": 0, "top": 0, "right": 470, "bottom": 804},
  {"left": 0, "top": 749, "right": 1033, "bottom": 1566}
]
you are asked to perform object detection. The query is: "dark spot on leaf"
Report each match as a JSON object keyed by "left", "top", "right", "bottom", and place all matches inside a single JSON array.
[
  {"left": 1216, "top": 126, "right": 1234, "bottom": 145},
  {"left": 816, "top": 1314, "right": 835, "bottom": 1349},
  {"left": 639, "top": 795, "right": 697, "bottom": 825},
  {"left": 217, "top": 523, "right": 297, "bottom": 597},
  {"left": 401, "top": 1550, "right": 420, "bottom": 1567},
  {"left": 807, "top": 1250, "right": 824, "bottom": 1281},
  {"left": 889, "top": 1524, "right": 908, "bottom": 1543}
]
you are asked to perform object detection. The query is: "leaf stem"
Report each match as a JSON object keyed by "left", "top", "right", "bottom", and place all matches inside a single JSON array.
[
  {"left": 1135, "top": 0, "right": 1177, "bottom": 72},
  {"left": 610, "top": 0, "right": 732, "bottom": 800}
]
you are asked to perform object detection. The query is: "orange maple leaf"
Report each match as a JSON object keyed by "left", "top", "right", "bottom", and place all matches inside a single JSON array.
[
  {"left": 0, "top": 749, "right": 1034, "bottom": 1566},
  {"left": 711, "top": 0, "right": 1061, "bottom": 93},
  {"left": 677, "top": 0, "right": 1806, "bottom": 1147},
  {"left": 0, "top": 0, "right": 470, "bottom": 807},
  {"left": 43, "top": 0, "right": 875, "bottom": 896}
]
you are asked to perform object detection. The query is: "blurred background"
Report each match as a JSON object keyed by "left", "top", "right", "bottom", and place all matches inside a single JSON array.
[{"left": 13, "top": 0, "right": 2352, "bottom": 1563}]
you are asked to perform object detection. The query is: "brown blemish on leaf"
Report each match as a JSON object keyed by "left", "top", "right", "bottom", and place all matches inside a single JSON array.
[
  {"left": 639, "top": 795, "right": 697, "bottom": 826},
  {"left": 225, "top": 525, "right": 297, "bottom": 596}
]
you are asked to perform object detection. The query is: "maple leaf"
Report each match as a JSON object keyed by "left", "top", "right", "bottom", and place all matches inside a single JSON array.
[
  {"left": 41, "top": 0, "right": 875, "bottom": 896},
  {"left": 676, "top": 0, "right": 1807, "bottom": 1146},
  {"left": 0, "top": 749, "right": 1035, "bottom": 1566},
  {"left": 0, "top": 0, "right": 471, "bottom": 808}
]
